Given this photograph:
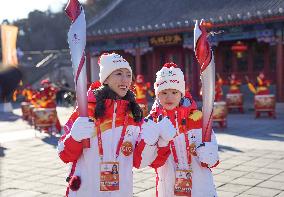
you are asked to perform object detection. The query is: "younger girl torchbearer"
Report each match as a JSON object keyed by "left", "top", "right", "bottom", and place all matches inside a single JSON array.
[
  {"left": 149, "top": 62, "right": 219, "bottom": 197},
  {"left": 57, "top": 53, "right": 176, "bottom": 197}
]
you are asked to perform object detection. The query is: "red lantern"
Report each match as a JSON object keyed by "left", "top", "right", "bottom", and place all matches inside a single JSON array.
[
  {"left": 200, "top": 21, "right": 213, "bottom": 28},
  {"left": 231, "top": 41, "right": 248, "bottom": 58}
]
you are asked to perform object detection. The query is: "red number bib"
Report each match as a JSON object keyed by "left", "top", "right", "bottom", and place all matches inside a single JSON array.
[
  {"left": 174, "top": 170, "right": 192, "bottom": 196},
  {"left": 100, "top": 162, "right": 119, "bottom": 192}
]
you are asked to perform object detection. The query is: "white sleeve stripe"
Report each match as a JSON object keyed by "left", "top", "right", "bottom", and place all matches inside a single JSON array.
[
  {"left": 139, "top": 145, "right": 158, "bottom": 168},
  {"left": 57, "top": 133, "right": 72, "bottom": 154}
]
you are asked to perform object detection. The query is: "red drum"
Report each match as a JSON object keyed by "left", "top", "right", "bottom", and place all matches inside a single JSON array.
[
  {"left": 254, "top": 94, "right": 276, "bottom": 118},
  {"left": 226, "top": 93, "right": 243, "bottom": 113},
  {"left": 213, "top": 101, "right": 227, "bottom": 128},
  {"left": 28, "top": 105, "right": 35, "bottom": 125},
  {"left": 21, "top": 102, "right": 30, "bottom": 120},
  {"left": 33, "top": 108, "right": 57, "bottom": 128}
]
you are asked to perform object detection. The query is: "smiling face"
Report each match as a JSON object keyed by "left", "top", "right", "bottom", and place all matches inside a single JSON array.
[
  {"left": 158, "top": 89, "right": 182, "bottom": 110},
  {"left": 104, "top": 68, "right": 132, "bottom": 98}
]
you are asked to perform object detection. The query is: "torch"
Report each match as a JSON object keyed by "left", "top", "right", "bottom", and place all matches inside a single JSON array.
[
  {"left": 65, "top": 0, "right": 90, "bottom": 148},
  {"left": 194, "top": 19, "right": 215, "bottom": 142}
]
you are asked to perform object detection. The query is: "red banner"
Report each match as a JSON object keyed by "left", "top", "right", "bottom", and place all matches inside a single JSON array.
[{"left": 1, "top": 25, "right": 18, "bottom": 67}]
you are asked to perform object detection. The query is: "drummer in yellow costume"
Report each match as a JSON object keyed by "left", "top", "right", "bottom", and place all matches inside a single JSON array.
[
  {"left": 247, "top": 71, "right": 271, "bottom": 95},
  {"left": 133, "top": 74, "right": 154, "bottom": 117},
  {"left": 16, "top": 85, "right": 36, "bottom": 121},
  {"left": 228, "top": 73, "right": 242, "bottom": 93},
  {"left": 21, "top": 85, "right": 35, "bottom": 102},
  {"left": 213, "top": 74, "right": 227, "bottom": 127},
  {"left": 246, "top": 72, "right": 275, "bottom": 118},
  {"left": 215, "top": 73, "right": 224, "bottom": 102}
]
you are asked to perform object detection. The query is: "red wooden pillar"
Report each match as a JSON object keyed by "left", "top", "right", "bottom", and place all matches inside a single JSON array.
[
  {"left": 184, "top": 49, "right": 190, "bottom": 85},
  {"left": 247, "top": 44, "right": 254, "bottom": 77},
  {"left": 146, "top": 53, "right": 152, "bottom": 83},
  {"left": 152, "top": 49, "right": 157, "bottom": 83},
  {"left": 276, "top": 35, "right": 284, "bottom": 101},
  {"left": 135, "top": 47, "right": 141, "bottom": 75},
  {"left": 263, "top": 44, "right": 270, "bottom": 74},
  {"left": 232, "top": 53, "right": 238, "bottom": 73},
  {"left": 215, "top": 46, "right": 223, "bottom": 74},
  {"left": 181, "top": 48, "right": 185, "bottom": 72}
]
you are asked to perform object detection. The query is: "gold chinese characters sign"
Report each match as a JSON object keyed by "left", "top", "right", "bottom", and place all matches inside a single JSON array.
[{"left": 149, "top": 34, "right": 183, "bottom": 47}]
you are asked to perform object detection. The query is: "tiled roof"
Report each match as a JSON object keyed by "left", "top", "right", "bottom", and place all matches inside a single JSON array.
[{"left": 87, "top": 0, "right": 284, "bottom": 36}]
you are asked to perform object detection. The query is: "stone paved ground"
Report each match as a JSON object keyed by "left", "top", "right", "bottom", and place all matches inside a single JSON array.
[{"left": 0, "top": 103, "right": 283, "bottom": 197}]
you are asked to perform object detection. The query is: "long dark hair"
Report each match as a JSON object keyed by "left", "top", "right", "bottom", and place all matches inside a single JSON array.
[{"left": 93, "top": 85, "right": 143, "bottom": 122}]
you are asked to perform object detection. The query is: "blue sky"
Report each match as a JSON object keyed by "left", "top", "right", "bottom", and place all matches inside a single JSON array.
[{"left": 0, "top": 0, "right": 86, "bottom": 23}]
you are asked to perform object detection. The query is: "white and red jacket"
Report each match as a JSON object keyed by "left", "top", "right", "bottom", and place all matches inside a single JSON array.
[
  {"left": 150, "top": 98, "right": 219, "bottom": 197},
  {"left": 57, "top": 88, "right": 170, "bottom": 197}
]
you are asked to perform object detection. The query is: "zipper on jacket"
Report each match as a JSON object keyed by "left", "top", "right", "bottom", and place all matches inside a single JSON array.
[
  {"left": 110, "top": 101, "right": 117, "bottom": 160},
  {"left": 175, "top": 110, "right": 180, "bottom": 135},
  {"left": 112, "top": 101, "right": 117, "bottom": 130}
]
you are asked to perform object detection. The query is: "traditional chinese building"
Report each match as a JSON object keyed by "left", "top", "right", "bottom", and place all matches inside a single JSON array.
[{"left": 86, "top": 0, "right": 284, "bottom": 101}]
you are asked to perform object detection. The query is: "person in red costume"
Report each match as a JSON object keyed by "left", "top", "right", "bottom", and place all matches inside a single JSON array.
[
  {"left": 226, "top": 73, "right": 244, "bottom": 113},
  {"left": 32, "top": 79, "right": 61, "bottom": 133},
  {"left": 21, "top": 85, "right": 35, "bottom": 102},
  {"left": 215, "top": 73, "right": 224, "bottom": 101},
  {"left": 57, "top": 53, "right": 176, "bottom": 197},
  {"left": 228, "top": 73, "right": 242, "bottom": 93},
  {"left": 36, "top": 79, "right": 58, "bottom": 107},
  {"left": 133, "top": 74, "right": 154, "bottom": 116},
  {"left": 246, "top": 71, "right": 271, "bottom": 95},
  {"left": 256, "top": 72, "right": 271, "bottom": 95},
  {"left": 144, "top": 62, "right": 219, "bottom": 197},
  {"left": 246, "top": 72, "right": 274, "bottom": 118}
]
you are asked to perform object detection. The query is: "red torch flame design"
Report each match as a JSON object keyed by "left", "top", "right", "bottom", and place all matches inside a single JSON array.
[
  {"left": 65, "top": 0, "right": 81, "bottom": 22},
  {"left": 195, "top": 21, "right": 212, "bottom": 73},
  {"left": 194, "top": 19, "right": 215, "bottom": 142}
]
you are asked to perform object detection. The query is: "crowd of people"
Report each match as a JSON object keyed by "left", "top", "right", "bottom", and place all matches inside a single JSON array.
[
  {"left": 214, "top": 71, "right": 274, "bottom": 119},
  {"left": 14, "top": 51, "right": 274, "bottom": 196},
  {"left": 14, "top": 79, "right": 62, "bottom": 134},
  {"left": 215, "top": 72, "right": 272, "bottom": 101}
]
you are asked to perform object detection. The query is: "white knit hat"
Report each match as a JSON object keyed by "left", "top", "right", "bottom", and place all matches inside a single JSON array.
[
  {"left": 154, "top": 62, "right": 185, "bottom": 96},
  {"left": 98, "top": 53, "right": 132, "bottom": 84}
]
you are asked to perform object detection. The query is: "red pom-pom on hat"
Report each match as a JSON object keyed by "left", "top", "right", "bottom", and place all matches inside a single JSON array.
[
  {"left": 163, "top": 62, "right": 178, "bottom": 68},
  {"left": 89, "top": 80, "right": 101, "bottom": 90},
  {"left": 69, "top": 176, "right": 81, "bottom": 191}
]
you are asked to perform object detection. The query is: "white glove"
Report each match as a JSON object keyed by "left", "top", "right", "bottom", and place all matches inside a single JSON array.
[
  {"left": 70, "top": 117, "right": 95, "bottom": 142},
  {"left": 141, "top": 119, "right": 160, "bottom": 145},
  {"left": 196, "top": 142, "right": 219, "bottom": 167},
  {"left": 157, "top": 117, "right": 177, "bottom": 147}
]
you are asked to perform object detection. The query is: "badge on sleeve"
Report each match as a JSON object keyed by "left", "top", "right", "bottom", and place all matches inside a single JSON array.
[
  {"left": 100, "top": 162, "right": 119, "bottom": 192},
  {"left": 174, "top": 169, "right": 192, "bottom": 196},
  {"left": 121, "top": 141, "right": 133, "bottom": 156}
]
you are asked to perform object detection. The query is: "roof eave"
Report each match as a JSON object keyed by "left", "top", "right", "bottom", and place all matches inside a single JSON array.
[{"left": 87, "top": 15, "right": 284, "bottom": 42}]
